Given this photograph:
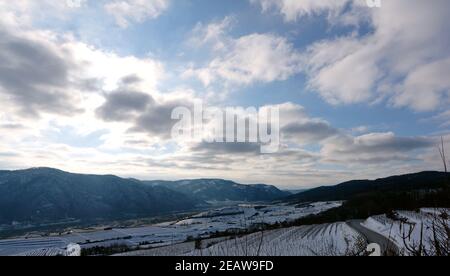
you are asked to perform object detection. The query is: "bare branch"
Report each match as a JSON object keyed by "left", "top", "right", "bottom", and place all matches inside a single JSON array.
[{"left": 438, "top": 137, "right": 447, "bottom": 173}]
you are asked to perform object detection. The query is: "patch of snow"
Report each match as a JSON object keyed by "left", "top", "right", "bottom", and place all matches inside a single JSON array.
[{"left": 362, "top": 209, "right": 450, "bottom": 256}]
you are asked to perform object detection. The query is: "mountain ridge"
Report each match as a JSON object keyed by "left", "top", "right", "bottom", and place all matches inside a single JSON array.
[
  {"left": 0, "top": 168, "right": 201, "bottom": 225},
  {"left": 286, "top": 171, "right": 450, "bottom": 203},
  {"left": 143, "top": 179, "right": 290, "bottom": 202},
  {"left": 0, "top": 167, "right": 288, "bottom": 225}
]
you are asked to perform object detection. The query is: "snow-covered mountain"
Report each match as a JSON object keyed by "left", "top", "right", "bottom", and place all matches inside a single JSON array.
[{"left": 143, "top": 179, "right": 290, "bottom": 202}]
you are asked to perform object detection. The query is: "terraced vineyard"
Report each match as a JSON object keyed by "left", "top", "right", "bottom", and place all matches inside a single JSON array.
[
  {"left": 189, "top": 223, "right": 365, "bottom": 256},
  {"left": 120, "top": 222, "right": 366, "bottom": 256},
  {"left": 0, "top": 238, "right": 68, "bottom": 256}
]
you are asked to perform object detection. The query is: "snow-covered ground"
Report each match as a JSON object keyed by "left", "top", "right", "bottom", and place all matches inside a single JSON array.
[
  {"left": 172, "top": 201, "right": 342, "bottom": 229},
  {"left": 116, "top": 237, "right": 230, "bottom": 256},
  {"left": 5, "top": 202, "right": 446, "bottom": 256},
  {"left": 189, "top": 222, "right": 364, "bottom": 256},
  {"left": 0, "top": 237, "right": 68, "bottom": 256},
  {"left": 362, "top": 208, "right": 449, "bottom": 256},
  {"left": 0, "top": 202, "right": 342, "bottom": 256},
  {"left": 119, "top": 222, "right": 364, "bottom": 256}
]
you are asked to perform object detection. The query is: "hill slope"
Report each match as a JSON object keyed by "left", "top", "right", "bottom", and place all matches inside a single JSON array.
[
  {"left": 290, "top": 172, "right": 450, "bottom": 226},
  {"left": 286, "top": 171, "right": 450, "bottom": 203},
  {"left": 0, "top": 168, "right": 201, "bottom": 224},
  {"left": 144, "top": 179, "right": 290, "bottom": 202}
]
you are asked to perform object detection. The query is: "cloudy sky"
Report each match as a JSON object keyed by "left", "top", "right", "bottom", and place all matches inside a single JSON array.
[{"left": 0, "top": 0, "right": 449, "bottom": 188}]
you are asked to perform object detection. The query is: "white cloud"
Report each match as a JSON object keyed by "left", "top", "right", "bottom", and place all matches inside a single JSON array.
[
  {"left": 1, "top": 0, "right": 448, "bottom": 187},
  {"left": 104, "top": 0, "right": 170, "bottom": 28},
  {"left": 0, "top": 9, "right": 174, "bottom": 179},
  {"left": 0, "top": 18, "right": 165, "bottom": 117},
  {"left": 426, "top": 110, "right": 450, "bottom": 128},
  {"left": 0, "top": 0, "right": 88, "bottom": 26},
  {"left": 392, "top": 57, "right": 450, "bottom": 111},
  {"left": 305, "top": 36, "right": 380, "bottom": 104},
  {"left": 188, "top": 16, "right": 236, "bottom": 51},
  {"left": 167, "top": 101, "right": 441, "bottom": 186},
  {"left": 185, "top": 19, "right": 302, "bottom": 87},
  {"left": 250, "top": 0, "right": 351, "bottom": 22},
  {"left": 67, "top": 41, "right": 165, "bottom": 92},
  {"left": 299, "top": 0, "right": 450, "bottom": 112}
]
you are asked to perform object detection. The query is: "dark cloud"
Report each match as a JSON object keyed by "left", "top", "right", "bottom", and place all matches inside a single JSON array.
[
  {"left": 75, "top": 77, "right": 104, "bottom": 92},
  {"left": 0, "top": 123, "right": 25, "bottom": 130},
  {"left": 282, "top": 120, "right": 338, "bottom": 143},
  {"left": 95, "top": 87, "right": 190, "bottom": 139},
  {"left": 0, "top": 25, "right": 82, "bottom": 117},
  {"left": 344, "top": 136, "right": 433, "bottom": 154},
  {"left": 131, "top": 99, "right": 192, "bottom": 138},
  {"left": 191, "top": 141, "right": 262, "bottom": 155},
  {"left": 321, "top": 133, "right": 435, "bottom": 165},
  {"left": 329, "top": 155, "right": 420, "bottom": 164},
  {"left": 120, "top": 74, "right": 142, "bottom": 85},
  {"left": 96, "top": 90, "right": 154, "bottom": 121}
]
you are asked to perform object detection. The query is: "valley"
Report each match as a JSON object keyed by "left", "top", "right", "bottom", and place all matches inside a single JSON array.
[
  {"left": 0, "top": 201, "right": 342, "bottom": 256},
  {"left": 0, "top": 168, "right": 448, "bottom": 256}
]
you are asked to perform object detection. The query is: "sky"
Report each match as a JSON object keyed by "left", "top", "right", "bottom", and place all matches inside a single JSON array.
[{"left": 0, "top": 0, "right": 449, "bottom": 189}]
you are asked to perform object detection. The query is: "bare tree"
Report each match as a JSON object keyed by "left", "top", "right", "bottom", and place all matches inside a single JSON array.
[
  {"left": 401, "top": 221, "right": 427, "bottom": 256},
  {"left": 399, "top": 139, "right": 450, "bottom": 256},
  {"left": 428, "top": 210, "right": 450, "bottom": 256},
  {"left": 438, "top": 136, "right": 448, "bottom": 173},
  {"left": 400, "top": 210, "right": 449, "bottom": 256}
]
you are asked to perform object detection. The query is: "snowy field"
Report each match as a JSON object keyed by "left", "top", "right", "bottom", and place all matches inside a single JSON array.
[
  {"left": 0, "top": 237, "right": 68, "bottom": 256},
  {"left": 116, "top": 237, "right": 230, "bottom": 256},
  {"left": 119, "top": 222, "right": 365, "bottom": 256},
  {"left": 0, "top": 202, "right": 342, "bottom": 256},
  {"left": 171, "top": 201, "right": 342, "bottom": 230},
  {"left": 362, "top": 208, "right": 450, "bottom": 256}
]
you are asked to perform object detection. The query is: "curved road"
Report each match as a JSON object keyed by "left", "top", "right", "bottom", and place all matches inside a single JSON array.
[{"left": 346, "top": 220, "right": 399, "bottom": 256}]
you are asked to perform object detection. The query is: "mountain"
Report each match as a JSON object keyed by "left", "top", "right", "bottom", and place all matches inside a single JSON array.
[
  {"left": 284, "top": 189, "right": 308, "bottom": 195},
  {"left": 286, "top": 171, "right": 450, "bottom": 203},
  {"left": 144, "top": 179, "right": 290, "bottom": 202},
  {"left": 289, "top": 171, "right": 450, "bottom": 226},
  {"left": 0, "top": 168, "right": 201, "bottom": 225},
  {"left": 0, "top": 168, "right": 289, "bottom": 226}
]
